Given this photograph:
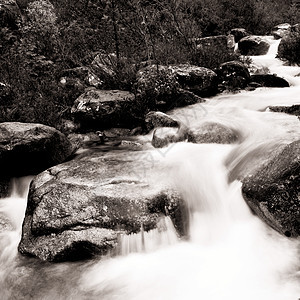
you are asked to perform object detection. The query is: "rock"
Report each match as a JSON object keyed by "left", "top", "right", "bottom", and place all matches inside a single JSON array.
[
  {"left": 103, "top": 128, "right": 131, "bottom": 139},
  {"left": 230, "top": 28, "right": 249, "bottom": 43},
  {"left": 250, "top": 74, "right": 289, "bottom": 88},
  {"left": 269, "top": 104, "right": 300, "bottom": 116},
  {"left": 145, "top": 111, "right": 179, "bottom": 132},
  {"left": 217, "top": 61, "right": 251, "bottom": 90},
  {"left": 272, "top": 23, "right": 291, "bottom": 39},
  {"left": 187, "top": 122, "right": 239, "bottom": 144},
  {"left": 18, "top": 151, "right": 186, "bottom": 261},
  {"left": 57, "top": 119, "right": 79, "bottom": 135},
  {"left": 291, "top": 23, "right": 300, "bottom": 33},
  {"left": 169, "top": 64, "right": 218, "bottom": 97},
  {"left": 71, "top": 90, "right": 139, "bottom": 130},
  {"left": 0, "top": 122, "right": 73, "bottom": 177},
  {"left": 242, "top": 140, "right": 300, "bottom": 237},
  {"left": 238, "top": 36, "right": 270, "bottom": 55},
  {"left": 67, "top": 132, "right": 103, "bottom": 150},
  {"left": 152, "top": 127, "right": 188, "bottom": 148},
  {"left": 194, "top": 35, "right": 235, "bottom": 53}
]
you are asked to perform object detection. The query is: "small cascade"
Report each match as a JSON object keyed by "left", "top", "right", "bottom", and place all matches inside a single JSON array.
[
  {"left": 118, "top": 216, "right": 178, "bottom": 255},
  {"left": 0, "top": 176, "right": 32, "bottom": 291}
]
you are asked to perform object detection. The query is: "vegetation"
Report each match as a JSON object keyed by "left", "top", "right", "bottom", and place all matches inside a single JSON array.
[{"left": 0, "top": 0, "right": 299, "bottom": 129}]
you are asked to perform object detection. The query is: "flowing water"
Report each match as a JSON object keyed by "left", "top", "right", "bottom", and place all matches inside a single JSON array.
[{"left": 0, "top": 37, "right": 300, "bottom": 299}]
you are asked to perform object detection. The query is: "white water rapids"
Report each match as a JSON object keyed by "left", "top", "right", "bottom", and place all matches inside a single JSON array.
[{"left": 0, "top": 37, "right": 299, "bottom": 299}]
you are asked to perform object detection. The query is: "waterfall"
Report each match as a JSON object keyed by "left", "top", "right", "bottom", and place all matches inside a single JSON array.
[{"left": 0, "top": 37, "right": 300, "bottom": 300}]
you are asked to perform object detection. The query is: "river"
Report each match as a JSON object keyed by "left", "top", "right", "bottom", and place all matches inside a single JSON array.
[{"left": 0, "top": 37, "right": 299, "bottom": 300}]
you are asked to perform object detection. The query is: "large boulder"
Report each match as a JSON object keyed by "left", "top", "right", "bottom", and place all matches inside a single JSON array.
[
  {"left": 271, "top": 23, "right": 291, "bottom": 39},
  {"left": 187, "top": 122, "right": 239, "bottom": 144},
  {"left": 71, "top": 89, "right": 139, "bottom": 130},
  {"left": 18, "top": 151, "right": 186, "bottom": 261},
  {"left": 250, "top": 74, "right": 289, "bottom": 88},
  {"left": 216, "top": 61, "right": 251, "bottom": 90},
  {"left": 242, "top": 140, "right": 300, "bottom": 237},
  {"left": 238, "top": 36, "right": 270, "bottom": 55},
  {"left": 0, "top": 122, "right": 73, "bottom": 177},
  {"left": 230, "top": 28, "right": 249, "bottom": 43}
]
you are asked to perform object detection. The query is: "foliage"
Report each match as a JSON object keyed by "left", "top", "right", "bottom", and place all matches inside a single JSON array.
[{"left": 1, "top": 0, "right": 300, "bottom": 129}]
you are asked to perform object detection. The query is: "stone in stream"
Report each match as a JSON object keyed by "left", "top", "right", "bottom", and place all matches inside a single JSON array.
[
  {"left": 145, "top": 111, "right": 179, "bottom": 132},
  {"left": 18, "top": 151, "right": 187, "bottom": 262},
  {"left": 250, "top": 74, "right": 289, "bottom": 88},
  {"left": 269, "top": 104, "right": 300, "bottom": 116},
  {"left": 187, "top": 122, "right": 239, "bottom": 144},
  {"left": 152, "top": 127, "right": 188, "bottom": 148},
  {"left": 271, "top": 23, "right": 291, "bottom": 40},
  {"left": 0, "top": 122, "right": 73, "bottom": 178},
  {"left": 216, "top": 61, "right": 251, "bottom": 90},
  {"left": 238, "top": 36, "right": 270, "bottom": 55},
  {"left": 230, "top": 28, "right": 249, "bottom": 43},
  {"left": 242, "top": 140, "right": 300, "bottom": 237}
]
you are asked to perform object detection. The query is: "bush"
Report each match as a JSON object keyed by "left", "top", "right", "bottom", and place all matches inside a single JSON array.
[{"left": 277, "top": 32, "right": 300, "bottom": 65}]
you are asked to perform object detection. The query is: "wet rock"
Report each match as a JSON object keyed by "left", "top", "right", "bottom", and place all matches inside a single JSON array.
[
  {"left": 145, "top": 111, "right": 179, "bottom": 132},
  {"left": 250, "top": 74, "right": 289, "bottom": 88},
  {"left": 272, "top": 23, "right": 291, "bottom": 39},
  {"left": 230, "top": 28, "right": 249, "bottom": 43},
  {"left": 18, "top": 151, "right": 186, "bottom": 261},
  {"left": 187, "top": 122, "right": 239, "bottom": 144},
  {"left": 103, "top": 128, "right": 131, "bottom": 139},
  {"left": 238, "top": 36, "right": 270, "bottom": 55},
  {"left": 71, "top": 90, "right": 139, "bottom": 130},
  {"left": 269, "top": 104, "right": 300, "bottom": 116},
  {"left": 67, "top": 132, "right": 103, "bottom": 150},
  {"left": 0, "top": 122, "right": 73, "bottom": 177},
  {"left": 217, "top": 61, "right": 251, "bottom": 90},
  {"left": 242, "top": 140, "right": 300, "bottom": 237},
  {"left": 152, "top": 127, "right": 188, "bottom": 148}
]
